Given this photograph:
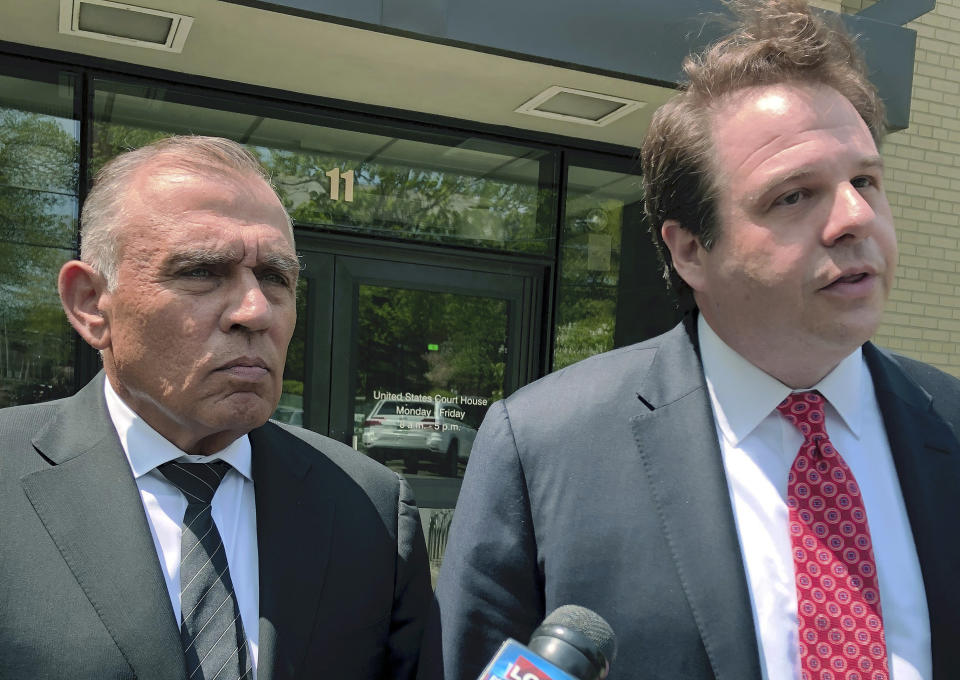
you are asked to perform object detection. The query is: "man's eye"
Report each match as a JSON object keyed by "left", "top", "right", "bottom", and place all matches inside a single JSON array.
[
  {"left": 260, "top": 271, "right": 290, "bottom": 287},
  {"left": 183, "top": 268, "right": 213, "bottom": 279},
  {"left": 775, "top": 190, "right": 805, "bottom": 206},
  {"left": 851, "top": 176, "right": 874, "bottom": 189}
]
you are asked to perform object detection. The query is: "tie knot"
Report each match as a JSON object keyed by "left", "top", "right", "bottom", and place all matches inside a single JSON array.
[
  {"left": 776, "top": 390, "right": 827, "bottom": 442},
  {"left": 158, "top": 460, "right": 230, "bottom": 505}
]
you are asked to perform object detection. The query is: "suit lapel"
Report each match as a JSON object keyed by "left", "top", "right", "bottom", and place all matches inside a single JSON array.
[
  {"left": 631, "top": 319, "right": 762, "bottom": 680},
  {"left": 20, "top": 374, "right": 185, "bottom": 680},
  {"left": 864, "top": 344, "right": 960, "bottom": 678},
  {"left": 251, "top": 424, "right": 334, "bottom": 680}
]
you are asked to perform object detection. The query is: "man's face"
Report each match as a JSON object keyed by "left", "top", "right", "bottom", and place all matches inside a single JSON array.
[
  {"left": 98, "top": 163, "right": 299, "bottom": 454},
  {"left": 689, "top": 83, "right": 897, "bottom": 386}
]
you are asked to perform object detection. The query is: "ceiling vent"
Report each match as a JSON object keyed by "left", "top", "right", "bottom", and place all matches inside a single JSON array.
[
  {"left": 515, "top": 86, "right": 645, "bottom": 127},
  {"left": 59, "top": 0, "right": 193, "bottom": 52}
]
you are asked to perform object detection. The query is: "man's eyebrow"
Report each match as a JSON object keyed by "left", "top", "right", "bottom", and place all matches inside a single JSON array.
[
  {"left": 163, "top": 249, "right": 302, "bottom": 273},
  {"left": 859, "top": 155, "right": 885, "bottom": 172},
  {"left": 751, "top": 155, "right": 887, "bottom": 203},
  {"left": 260, "top": 252, "right": 302, "bottom": 274},
  {"left": 164, "top": 250, "right": 237, "bottom": 270}
]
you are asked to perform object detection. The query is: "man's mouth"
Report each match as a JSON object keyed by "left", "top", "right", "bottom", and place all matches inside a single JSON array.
[
  {"left": 820, "top": 270, "right": 875, "bottom": 294},
  {"left": 216, "top": 357, "right": 269, "bottom": 380},
  {"left": 832, "top": 272, "right": 868, "bottom": 285}
]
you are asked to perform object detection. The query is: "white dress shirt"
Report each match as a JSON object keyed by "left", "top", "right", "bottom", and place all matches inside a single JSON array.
[
  {"left": 698, "top": 315, "right": 931, "bottom": 680},
  {"left": 104, "top": 380, "right": 260, "bottom": 677}
]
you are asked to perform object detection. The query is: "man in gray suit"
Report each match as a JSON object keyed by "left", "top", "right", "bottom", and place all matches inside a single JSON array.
[
  {"left": 435, "top": 1, "right": 960, "bottom": 678},
  {"left": 0, "top": 136, "right": 431, "bottom": 679}
]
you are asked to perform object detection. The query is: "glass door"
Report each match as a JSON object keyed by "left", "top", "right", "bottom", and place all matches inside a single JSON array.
[{"left": 292, "top": 246, "right": 544, "bottom": 510}]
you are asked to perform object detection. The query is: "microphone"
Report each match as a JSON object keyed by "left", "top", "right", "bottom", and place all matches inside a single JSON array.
[{"left": 479, "top": 605, "right": 617, "bottom": 680}]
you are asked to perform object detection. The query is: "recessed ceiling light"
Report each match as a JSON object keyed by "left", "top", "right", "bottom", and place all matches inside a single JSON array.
[
  {"left": 515, "top": 86, "right": 645, "bottom": 127},
  {"left": 59, "top": 0, "right": 193, "bottom": 52}
]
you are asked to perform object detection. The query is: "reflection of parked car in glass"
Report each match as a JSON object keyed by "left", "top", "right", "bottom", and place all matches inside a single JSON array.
[
  {"left": 361, "top": 399, "right": 477, "bottom": 475},
  {"left": 271, "top": 405, "right": 303, "bottom": 427}
]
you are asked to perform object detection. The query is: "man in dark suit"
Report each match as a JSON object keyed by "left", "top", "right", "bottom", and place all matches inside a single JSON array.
[
  {"left": 434, "top": 1, "right": 960, "bottom": 679},
  {"left": 0, "top": 136, "right": 431, "bottom": 679}
]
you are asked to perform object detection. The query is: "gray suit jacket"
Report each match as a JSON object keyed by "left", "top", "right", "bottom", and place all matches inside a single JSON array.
[
  {"left": 433, "top": 317, "right": 960, "bottom": 680},
  {"left": 0, "top": 373, "right": 432, "bottom": 680}
]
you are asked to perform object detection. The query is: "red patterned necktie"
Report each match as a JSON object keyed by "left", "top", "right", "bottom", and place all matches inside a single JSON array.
[{"left": 777, "top": 391, "right": 889, "bottom": 680}]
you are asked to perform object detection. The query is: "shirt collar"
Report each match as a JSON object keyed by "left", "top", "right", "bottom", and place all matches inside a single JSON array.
[
  {"left": 104, "top": 379, "right": 253, "bottom": 481},
  {"left": 814, "top": 348, "right": 863, "bottom": 438},
  {"left": 698, "top": 314, "right": 864, "bottom": 446}
]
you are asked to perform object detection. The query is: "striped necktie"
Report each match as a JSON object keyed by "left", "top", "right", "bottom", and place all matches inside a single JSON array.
[{"left": 158, "top": 461, "right": 252, "bottom": 680}]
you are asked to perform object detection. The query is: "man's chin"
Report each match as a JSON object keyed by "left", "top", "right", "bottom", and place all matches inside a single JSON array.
[
  {"left": 190, "top": 403, "right": 277, "bottom": 454},
  {"left": 207, "top": 392, "right": 279, "bottom": 430},
  {"left": 811, "top": 314, "right": 881, "bottom": 359}
]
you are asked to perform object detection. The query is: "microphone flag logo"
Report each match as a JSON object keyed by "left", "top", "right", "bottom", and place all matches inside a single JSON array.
[{"left": 480, "top": 640, "right": 577, "bottom": 680}]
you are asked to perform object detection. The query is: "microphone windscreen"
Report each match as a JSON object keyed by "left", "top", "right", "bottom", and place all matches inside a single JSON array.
[{"left": 541, "top": 605, "right": 617, "bottom": 667}]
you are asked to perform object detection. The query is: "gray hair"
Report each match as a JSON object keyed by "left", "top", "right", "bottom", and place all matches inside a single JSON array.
[{"left": 80, "top": 135, "right": 293, "bottom": 289}]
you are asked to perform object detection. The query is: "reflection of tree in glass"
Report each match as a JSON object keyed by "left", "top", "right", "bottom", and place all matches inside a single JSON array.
[
  {"left": 0, "top": 111, "right": 77, "bottom": 192},
  {"left": 423, "top": 294, "right": 506, "bottom": 401},
  {"left": 0, "top": 109, "right": 78, "bottom": 246},
  {"left": 554, "top": 196, "right": 627, "bottom": 370},
  {"left": 356, "top": 286, "right": 506, "bottom": 420},
  {"left": 263, "top": 148, "right": 547, "bottom": 253},
  {"left": 0, "top": 109, "right": 80, "bottom": 406}
]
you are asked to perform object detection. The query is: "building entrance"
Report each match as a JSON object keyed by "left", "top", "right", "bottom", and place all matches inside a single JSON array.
[{"left": 277, "top": 237, "right": 546, "bottom": 508}]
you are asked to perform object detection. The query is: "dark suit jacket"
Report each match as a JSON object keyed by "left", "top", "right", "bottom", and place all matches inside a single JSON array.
[
  {"left": 0, "top": 373, "right": 432, "bottom": 680},
  {"left": 433, "top": 318, "right": 960, "bottom": 680}
]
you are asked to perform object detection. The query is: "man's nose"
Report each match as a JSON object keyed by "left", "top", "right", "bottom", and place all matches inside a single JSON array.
[
  {"left": 221, "top": 271, "right": 272, "bottom": 333},
  {"left": 822, "top": 182, "right": 876, "bottom": 246}
]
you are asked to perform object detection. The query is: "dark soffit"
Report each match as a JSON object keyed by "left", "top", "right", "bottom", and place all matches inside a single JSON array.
[{"left": 223, "top": 0, "right": 927, "bottom": 131}]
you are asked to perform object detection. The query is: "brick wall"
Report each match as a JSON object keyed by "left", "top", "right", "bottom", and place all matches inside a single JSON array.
[{"left": 857, "top": 0, "right": 960, "bottom": 377}]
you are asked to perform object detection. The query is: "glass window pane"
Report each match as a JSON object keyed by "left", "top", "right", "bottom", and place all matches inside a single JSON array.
[
  {"left": 0, "top": 188, "right": 77, "bottom": 248},
  {"left": 272, "top": 276, "right": 307, "bottom": 427},
  {"left": 0, "top": 74, "right": 79, "bottom": 248},
  {"left": 0, "top": 72, "right": 79, "bottom": 407},
  {"left": 0, "top": 244, "right": 77, "bottom": 407},
  {"left": 554, "top": 165, "right": 643, "bottom": 369},
  {"left": 354, "top": 285, "right": 505, "bottom": 479},
  {"left": 91, "top": 80, "right": 554, "bottom": 254}
]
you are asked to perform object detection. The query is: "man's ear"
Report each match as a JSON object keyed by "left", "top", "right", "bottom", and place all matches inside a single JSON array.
[
  {"left": 58, "top": 260, "right": 111, "bottom": 350},
  {"left": 661, "top": 220, "right": 708, "bottom": 292}
]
